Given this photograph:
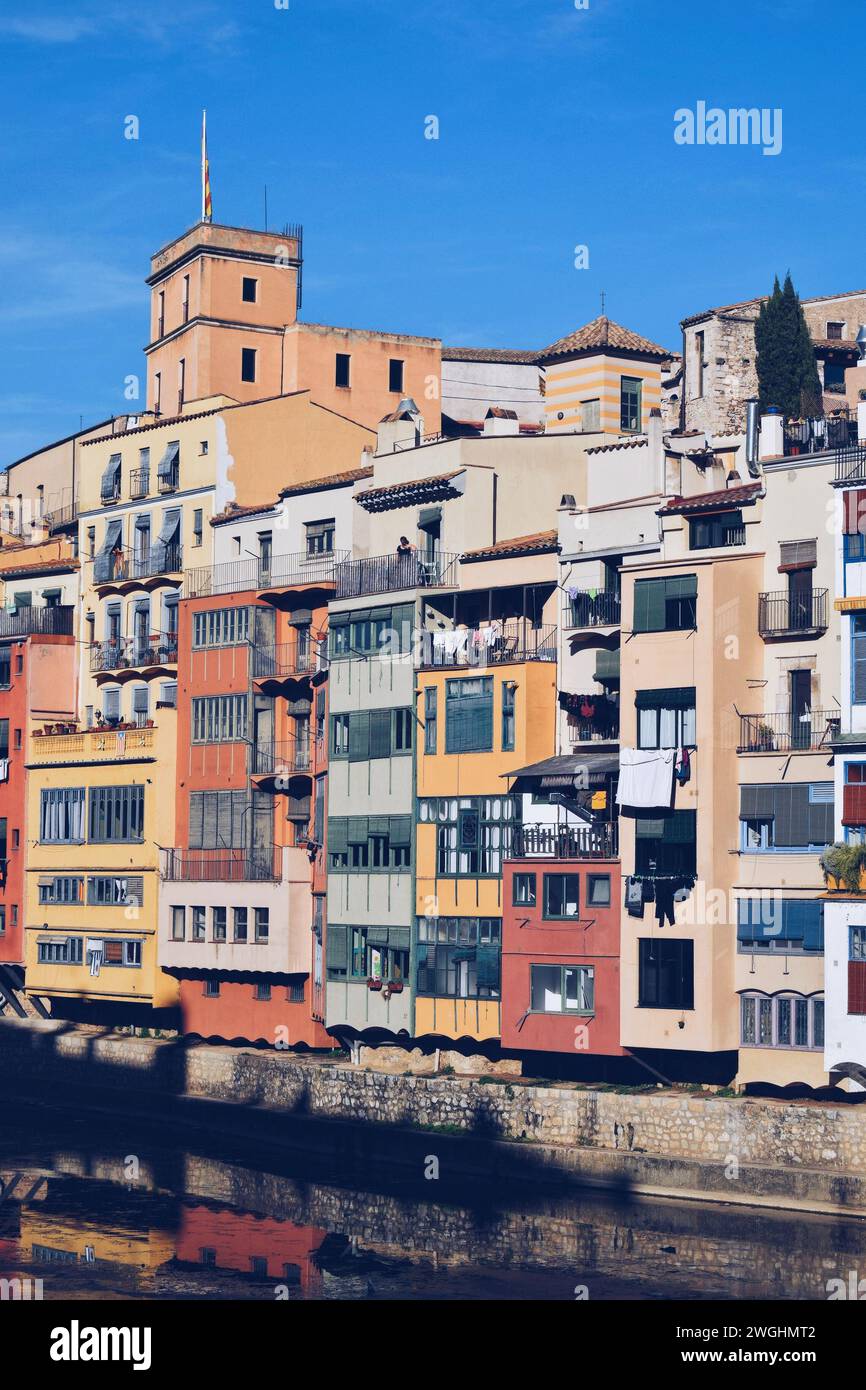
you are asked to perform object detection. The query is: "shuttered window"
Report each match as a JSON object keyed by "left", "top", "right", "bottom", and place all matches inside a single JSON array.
[
  {"left": 853, "top": 616, "right": 866, "bottom": 705},
  {"left": 739, "top": 783, "right": 833, "bottom": 849},
  {"left": 737, "top": 898, "right": 823, "bottom": 951},
  {"left": 188, "top": 790, "right": 247, "bottom": 849},
  {"left": 779, "top": 538, "right": 817, "bottom": 570},
  {"left": 40, "top": 788, "right": 86, "bottom": 843},
  {"left": 633, "top": 575, "right": 697, "bottom": 633},
  {"left": 445, "top": 676, "right": 493, "bottom": 754},
  {"left": 191, "top": 694, "right": 247, "bottom": 743}
]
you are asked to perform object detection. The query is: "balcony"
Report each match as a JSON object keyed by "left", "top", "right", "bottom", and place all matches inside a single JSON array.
[
  {"left": 334, "top": 551, "right": 461, "bottom": 599},
  {"left": 251, "top": 641, "right": 319, "bottom": 681},
  {"left": 567, "top": 713, "right": 620, "bottom": 744},
  {"left": 565, "top": 589, "right": 621, "bottom": 629},
  {"left": 129, "top": 467, "right": 150, "bottom": 500},
  {"left": 758, "top": 588, "right": 828, "bottom": 638},
  {"left": 510, "top": 823, "right": 619, "bottom": 860},
  {"left": 158, "top": 464, "right": 179, "bottom": 494},
  {"left": 837, "top": 444, "right": 866, "bottom": 484},
  {"left": 418, "top": 620, "right": 557, "bottom": 668},
  {"left": 44, "top": 501, "right": 78, "bottom": 534},
  {"left": 160, "top": 848, "right": 281, "bottom": 883},
  {"left": 738, "top": 709, "right": 840, "bottom": 753},
  {"left": 783, "top": 413, "right": 856, "bottom": 457},
  {"left": 0, "top": 606, "right": 73, "bottom": 638},
  {"left": 94, "top": 543, "right": 182, "bottom": 585},
  {"left": 186, "top": 549, "right": 348, "bottom": 599},
  {"left": 90, "top": 634, "right": 178, "bottom": 675},
  {"left": 29, "top": 725, "right": 158, "bottom": 764},
  {"left": 251, "top": 741, "right": 312, "bottom": 777}
]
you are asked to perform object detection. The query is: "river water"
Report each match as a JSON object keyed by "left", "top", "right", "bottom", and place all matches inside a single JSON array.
[{"left": 0, "top": 1101, "right": 861, "bottom": 1301}]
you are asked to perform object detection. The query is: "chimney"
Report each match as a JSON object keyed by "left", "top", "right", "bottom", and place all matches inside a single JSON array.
[
  {"left": 647, "top": 408, "right": 664, "bottom": 494},
  {"left": 483, "top": 407, "right": 520, "bottom": 437},
  {"left": 745, "top": 399, "right": 761, "bottom": 475},
  {"left": 758, "top": 407, "right": 784, "bottom": 461}
]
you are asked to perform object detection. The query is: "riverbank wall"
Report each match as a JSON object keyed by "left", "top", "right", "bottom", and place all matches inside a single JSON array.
[{"left": 2, "top": 1018, "right": 866, "bottom": 1216}]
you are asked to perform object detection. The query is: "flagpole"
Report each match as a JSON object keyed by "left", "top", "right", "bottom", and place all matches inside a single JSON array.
[{"left": 201, "top": 109, "right": 207, "bottom": 223}]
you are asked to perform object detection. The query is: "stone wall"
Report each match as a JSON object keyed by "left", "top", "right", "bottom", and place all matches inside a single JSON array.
[
  {"left": 3, "top": 1020, "right": 866, "bottom": 1178},
  {"left": 683, "top": 310, "right": 760, "bottom": 436}
]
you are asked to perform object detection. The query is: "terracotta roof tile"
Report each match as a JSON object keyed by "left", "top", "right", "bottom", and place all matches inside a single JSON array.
[
  {"left": 539, "top": 315, "right": 671, "bottom": 363},
  {"left": 658, "top": 482, "right": 764, "bottom": 515},
  {"left": 278, "top": 465, "right": 373, "bottom": 499},
  {"left": 442, "top": 345, "right": 540, "bottom": 364},
  {"left": 461, "top": 530, "right": 560, "bottom": 562},
  {"left": 355, "top": 471, "right": 465, "bottom": 510}
]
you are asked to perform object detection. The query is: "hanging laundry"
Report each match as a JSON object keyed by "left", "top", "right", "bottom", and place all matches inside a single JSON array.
[
  {"left": 616, "top": 747, "right": 676, "bottom": 810},
  {"left": 675, "top": 747, "right": 691, "bottom": 785},
  {"left": 625, "top": 877, "right": 644, "bottom": 917}
]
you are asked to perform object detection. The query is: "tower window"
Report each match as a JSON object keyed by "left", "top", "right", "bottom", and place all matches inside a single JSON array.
[
  {"left": 242, "top": 277, "right": 258, "bottom": 303},
  {"left": 389, "top": 358, "right": 405, "bottom": 394},
  {"left": 241, "top": 348, "right": 257, "bottom": 383},
  {"left": 335, "top": 353, "right": 351, "bottom": 388}
]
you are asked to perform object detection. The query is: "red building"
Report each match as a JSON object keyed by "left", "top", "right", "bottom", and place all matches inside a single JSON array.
[
  {"left": 0, "top": 599, "right": 76, "bottom": 1012},
  {"left": 500, "top": 821, "right": 625, "bottom": 1064},
  {"left": 174, "top": 1205, "right": 327, "bottom": 1294},
  {"left": 159, "top": 507, "right": 336, "bottom": 1047}
]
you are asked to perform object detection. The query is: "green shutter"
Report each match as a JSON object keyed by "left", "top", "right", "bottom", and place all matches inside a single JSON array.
[
  {"left": 389, "top": 816, "right": 412, "bottom": 846},
  {"left": 476, "top": 943, "right": 500, "bottom": 989},
  {"left": 740, "top": 785, "right": 777, "bottom": 820},
  {"left": 368, "top": 815, "right": 390, "bottom": 836},
  {"left": 327, "top": 925, "right": 349, "bottom": 971},
  {"left": 328, "top": 818, "right": 348, "bottom": 853},
  {"left": 633, "top": 579, "right": 664, "bottom": 633},
  {"left": 348, "top": 711, "right": 370, "bottom": 761},
  {"left": 347, "top": 815, "right": 368, "bottom": 843},
  {"left": 368, "top": 709, "right": 391, "bottom": 759},
  {"left": 636, "top": 686, "right": 695, "bottom": 710},
  {"left": 388, "top": 926, "right": 411, "bottom": 951}
]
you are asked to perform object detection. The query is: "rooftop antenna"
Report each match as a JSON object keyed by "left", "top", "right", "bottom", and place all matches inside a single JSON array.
[{"left": 600, "top": 289, "right": 606, "bottom": 316}]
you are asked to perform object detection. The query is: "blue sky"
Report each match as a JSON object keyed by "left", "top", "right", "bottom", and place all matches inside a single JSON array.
[{"left": 1, "top": 0, "right": 864, "bottom": 464}]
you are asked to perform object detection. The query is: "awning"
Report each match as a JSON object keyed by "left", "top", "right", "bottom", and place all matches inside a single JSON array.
[
  {"left": 93, "top": 518, "right": 123, "bottom": 582},
  {"left": 36, "top": 934, "right": 72, "bottom": 945},
  {"left": 156, "top": 441, "right": 179, "bottom": 480},
  {"left": 100, "top": 454, "right": 121, "bottom": 502},
  {"left": 503, "top": 752, "right": 619, "bottom": 792}
]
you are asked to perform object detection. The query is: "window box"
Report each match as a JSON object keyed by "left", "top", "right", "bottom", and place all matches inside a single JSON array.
[{"left": 367, "top": 977, "right": 383, "bottom": 990}]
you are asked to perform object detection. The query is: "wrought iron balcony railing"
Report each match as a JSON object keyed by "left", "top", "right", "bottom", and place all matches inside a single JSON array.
[
  {"left": 757, "top": 588, "right": 828, "bottom": 637},
  {"left": 334, "top": 550, "right": 461, "bottom": 599},
  {"left": 417, "top": 621, "right": 557, "bottom": 668},
  {"left": 129, "top": 467, "right": 150, "bottom": 500},
  {"left": 737, "top": 709, "right": 840, "bottom": 753},
  {"left": 94, "top": 543, "right": 182, "bottom": 584},
  {"left": 783, "top": 413, "right": 856, "bottom": 457},
  {"left": 251, "top": 641, "right": 320, "bottom": 680},
  {"left": 186, "top": 549, "right": 348, "bottom": 599},
  {"left": 90, "top": 634, "right": 179, "bottom": 674},
  {"left": 251, "top": 741, "right": 312, "bottom": 776},
  {"left": 566, "top": 589, "right": 621, "bottom": 628},
  {"left": 836, "top": 443, "right": 866, "bottom": 483},
  {"left": 160, "top": 848, "right": 281, "bottom": 882}
]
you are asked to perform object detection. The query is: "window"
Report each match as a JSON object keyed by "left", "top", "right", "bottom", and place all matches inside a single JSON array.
[
  {"left": 0, "top": 651, "right": 10, "bottom": 688},
  {"left": 632, "top": 575, "right": 697, "bottom": 633},
  {"left": 513, "top": 872, "right": 536, "bottom": 907},
  {"left": 827, "top": 321, "right": 845, "bottom": 340},
  {"left": 738, "top": 783, "right": 833, "bottom": 852},
  {"left": 740, "top": 993, "right": 824, "bottom": 1049},
  {"left": 241, "top": 347, "right": 257, "bottom": 383},
  {"left": 13, "top": 728, "right": 20, "bottom": 750},
  {"left": 418, "top": 795, "right": 521, "bottom": 877},
  {"left": 40, "top": 788, "right": 85, "bottom": 843},
  {"left": 335, "top": 353, "right": 351, "bottom": 388},
  {"left": 0, "top": 719, "right": 8, "bottom": 759},
  {"left": 188, "top": 789, "right": 247, "bottom": 850},
  {"left": 121, "top": 940, "right": 142, "bottom": 968},
  {"left": 204, "top": 979, "right": 220, "bottom": 997},
  {"left": 327, "top": 604, "right": 414, "bottom": 660},
  {"left": 501, "top": 681, "right": 516, "bottom": 752},
  {"left": 424, "top": 687, "right": 437, "bottom": 754},
  {"left": 416, "top": 917, "right": 500, "bottom": 998},
  {"left": 212, "top": 907, "right": 227, "bottom": 942},
  {"left": 587, "top": 874, "right": 611, "bottom": 907},
  {"left": 178, "top": 358, "right": 185, "bottom": 411},
  {"left": 182, "top": 275, "right": 190, "bottom": 322},
  {"left": 389, "top": 358, "right": 405, "bottom": 394},
  {"left": 38, "top": 876, "right": 84, "bottom": 906},
  {"left": 193, "top": 509, "right": 203, "bottom": 547},
  {"left": 824, "top": 361, "right": 846, "bottom": 392},
  {"left": 305, "top": 518, "right": 335, "bottom": 555},
  {"left": 331, "top": 714, "right": 350, "bottom": 758},
  {"left": 580, "top": 398, "right": 600, "bottom": 431},
  {"left": 254, "top": 908, "right": 269, "bottom": 943},
  {"left": 192, "top": 695, "right": 248, "bottom": 743},
  {"left": 638, "top": 938, "right": 694, "bottom": 1009},
  {"left": 191, "top": 907, "right": 206, "bottom": 943},
  {"left": 287, "top": 979, "right": 304, "bottom": 1003},
  {"left": 393, "top": 708, "right": 413, "bottom": 753},
  {"left": 620, "top": 376, "right": 642, "bottom": 432},
  {"left": 0, "top": 906, "right": 4, "bottom": 935},
  {"left": 233, "top": 908, "right": 248, "bottom": 943},
  {"left": 328, "top": 817, "right": 412, "bottom": 872},
  {"left": 530, "top": 964, "right": 594, "bottom": 1014},
  {"left": 544, "top": 873, "right": 580, "bottom": 920},
  {"left": 254, "top": 982, "right": 272, "bottom": 1001},
  {"left": 445, "top": 676, "right": 493, "bottom": 754},
  {"left": 89, "top": 785, "right": 144, "bottom": 843},
  {"left": 192, "top": 607, "right": 250, "bottom": 649},
  {"left": 37, "top": 937, "right": 84, "bottom": 966},
  {"left": 694, "top": 330, "right": 705, "bottom": 397},
  {"left": 634, "top": 810, "right": 696, "bottom": 875},
  {"left": 853, "top": 615, "right": 866, "bottom": 704},
  {"left": 242, "top": 276, "right": 258, "bottom": 303},
  {"left": 88, "top": 876, "right": 143, "bottom": 907},
  {"left": 689, "top": 509, "right": 744, "bottom": 550},
  {"left": 737, "top": 898, "right": 823, "bottom": 953},
  {"left": 636, "top": 688, "right": 696, "bottom": 749},
  {"left": 171, "top": 907, "right": 185, "bottom": 942}
]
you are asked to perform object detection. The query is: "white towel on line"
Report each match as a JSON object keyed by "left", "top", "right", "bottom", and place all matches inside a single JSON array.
[{"left": 616, "top": 747, "right": 676, "bottom": 809}]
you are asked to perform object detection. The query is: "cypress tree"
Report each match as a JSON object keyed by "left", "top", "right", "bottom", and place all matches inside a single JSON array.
[{"left": 755, "top": 272, "right": 822, "bottom": 417}]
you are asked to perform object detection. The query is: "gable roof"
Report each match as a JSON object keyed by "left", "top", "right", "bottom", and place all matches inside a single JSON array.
[
  {"left": 658, "top": 482, "right": 764, "bottom": 515},
  {"left": 461, "top": 530, "right": 559, "bottom": 562}
]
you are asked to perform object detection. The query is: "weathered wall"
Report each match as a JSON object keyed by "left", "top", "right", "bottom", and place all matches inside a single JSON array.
[{"left": 3, "top": 1020, "right": 866, "bottom": 1178}]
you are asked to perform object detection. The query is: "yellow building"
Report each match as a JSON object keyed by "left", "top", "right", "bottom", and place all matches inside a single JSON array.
[
  {"left": 414, "top": 538, "right": 559, "bottom": 1041},
  {"left": 24, "top": 717, "right": 179, "bottom": 1024},
  {"left": 541, "top": 316, "right": 668, "bottom": 436}
]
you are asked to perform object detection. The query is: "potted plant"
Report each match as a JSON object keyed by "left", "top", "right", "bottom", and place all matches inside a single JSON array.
[
  {"left": 820, "top": 842, "right": 866, "bottom": 894},
  {"left": 388, "top": 980, "right": 404, "bottom": 993},
  {"left": 755, "top": 722, "right": 775, "bottom": 751},
  {"left": 367, "top": 977, "right": 382, "bottom": 991}
]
